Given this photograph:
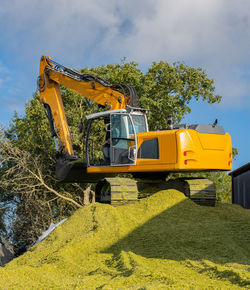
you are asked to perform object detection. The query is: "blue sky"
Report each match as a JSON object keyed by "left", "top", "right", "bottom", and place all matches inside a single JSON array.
[{"left": 0, "top": 0, "right": 249, "bottom": 169}]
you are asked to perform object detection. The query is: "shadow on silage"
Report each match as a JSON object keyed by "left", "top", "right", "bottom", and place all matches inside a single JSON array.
[{"left": 103, "top": 184, "right": 250, "bottom": 267}]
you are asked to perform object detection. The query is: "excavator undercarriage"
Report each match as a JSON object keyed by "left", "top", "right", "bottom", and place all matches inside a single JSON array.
[
  {"left": 56, "top": 158, "right": 217, "bottom": 206},
  {"left": 94, "top": 177, "right": 217, "bottom": 207}
]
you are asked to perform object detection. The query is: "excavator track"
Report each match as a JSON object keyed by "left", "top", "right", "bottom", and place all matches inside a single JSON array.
[
  {"left": 95, "top": 177, "right": 216, "bottom": 206},
  {"left": 95, "top": 178, "right": 138, "bottom": 205},
  {"left": 183, "top": 178, "right": 216, "bottom": 206},
  {"left": 165, "top": 178, "right": 216, "bottom": 206}
]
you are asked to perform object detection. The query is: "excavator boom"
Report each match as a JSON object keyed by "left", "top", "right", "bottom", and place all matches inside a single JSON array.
[{"left": 38, "top": 56, "right": 137, "bottom": 155}]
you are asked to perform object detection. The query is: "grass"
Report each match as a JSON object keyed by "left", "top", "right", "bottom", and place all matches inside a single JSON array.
[{"left": 0, "top": 188, "right": 249, "bottom": 289}]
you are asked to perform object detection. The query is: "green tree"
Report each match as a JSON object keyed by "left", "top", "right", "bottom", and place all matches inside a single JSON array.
[
  {"left": 141, "top": 61, "right": 221, "bottom": 129},
  {"left": 0, "top": 97, "right": 87, "bottom": 247},
  {"left": 0, "top": 59, "right": 224, "bottom": 247},
  {"left": 81, "top": 60, "right": 221, "bottom": 130}
]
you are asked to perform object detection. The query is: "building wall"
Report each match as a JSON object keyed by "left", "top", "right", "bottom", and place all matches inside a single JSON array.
[{"left": 233, "top": 170, "right": 250, "bottom": 209}]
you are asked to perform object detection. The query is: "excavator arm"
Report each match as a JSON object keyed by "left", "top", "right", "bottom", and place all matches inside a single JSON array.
[{"left": 38, "top": 56, "right": 137, "bottom": 155}]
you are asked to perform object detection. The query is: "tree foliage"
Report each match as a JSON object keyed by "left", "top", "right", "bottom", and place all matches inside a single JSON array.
[
  {"left": 82, "top": 60, "right": 221, "bottom": 130},
  {"left": 0, "top": 59, "right": 225, "bottom": 247}
]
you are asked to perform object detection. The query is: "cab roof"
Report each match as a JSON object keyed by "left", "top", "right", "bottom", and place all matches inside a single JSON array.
[{"left": 86, "top": 107, "right": 148, "bottom": 120}]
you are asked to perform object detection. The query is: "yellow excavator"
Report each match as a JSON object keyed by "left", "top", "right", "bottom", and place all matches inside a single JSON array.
[{"left": 38, "top": 56, "right": 232, "bottom": 206}]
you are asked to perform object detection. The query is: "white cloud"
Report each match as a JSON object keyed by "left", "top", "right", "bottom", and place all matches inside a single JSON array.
[
  {"left": 101, "top": 0, "right": 250, "bottom": 107},
  {"left": 0, "top": 0, "right": 250, "bottom": 107}
]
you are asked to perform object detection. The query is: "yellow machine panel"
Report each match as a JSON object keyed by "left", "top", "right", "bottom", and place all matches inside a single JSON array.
[
  {"left": 176, "top": 130, "right": 232, "bottom": 171},
  {"left": 87, "top": 128, "right": 232, "bottom": 174}
]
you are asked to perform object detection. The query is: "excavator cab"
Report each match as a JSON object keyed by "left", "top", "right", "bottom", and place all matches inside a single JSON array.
[
  {"left": 85, "top": 108, "right": 148, "bottom": 167},
  {"left": 56, "top": 108, "right": 148, "bottom": 183}
]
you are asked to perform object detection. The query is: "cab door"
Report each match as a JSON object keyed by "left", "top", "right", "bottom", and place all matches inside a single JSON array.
[{"left": 110, "top": 113, "right": 137, "bottom": 166}]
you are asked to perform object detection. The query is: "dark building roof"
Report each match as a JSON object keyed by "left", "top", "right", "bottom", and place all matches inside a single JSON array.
[{"left": 229, "top": 163, "right": 250, "bottom": 177}]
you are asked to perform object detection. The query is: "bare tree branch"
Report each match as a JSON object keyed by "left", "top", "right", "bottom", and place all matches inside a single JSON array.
[{"left": 0, "top": 141, "right": 83, "bottom": 209}]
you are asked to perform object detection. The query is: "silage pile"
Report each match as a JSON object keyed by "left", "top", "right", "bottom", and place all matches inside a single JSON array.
[{"left": 0, "top": 189, "right": 250, "bottom": 289}]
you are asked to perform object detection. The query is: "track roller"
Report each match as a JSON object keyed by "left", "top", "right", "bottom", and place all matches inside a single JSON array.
[
  {"left": 166, "top": 178, "right": 216, "bottom": 206},
  {"left": 95, "top": 178, "right": 138, "bottom": 205},
  {"left": 184, "top": 178, "right": 216, "bottom": 206}
]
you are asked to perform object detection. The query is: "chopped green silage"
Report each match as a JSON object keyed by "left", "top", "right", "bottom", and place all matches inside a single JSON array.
[{"left": 1, "top": 189, "right": 250, "bottom": 289}]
